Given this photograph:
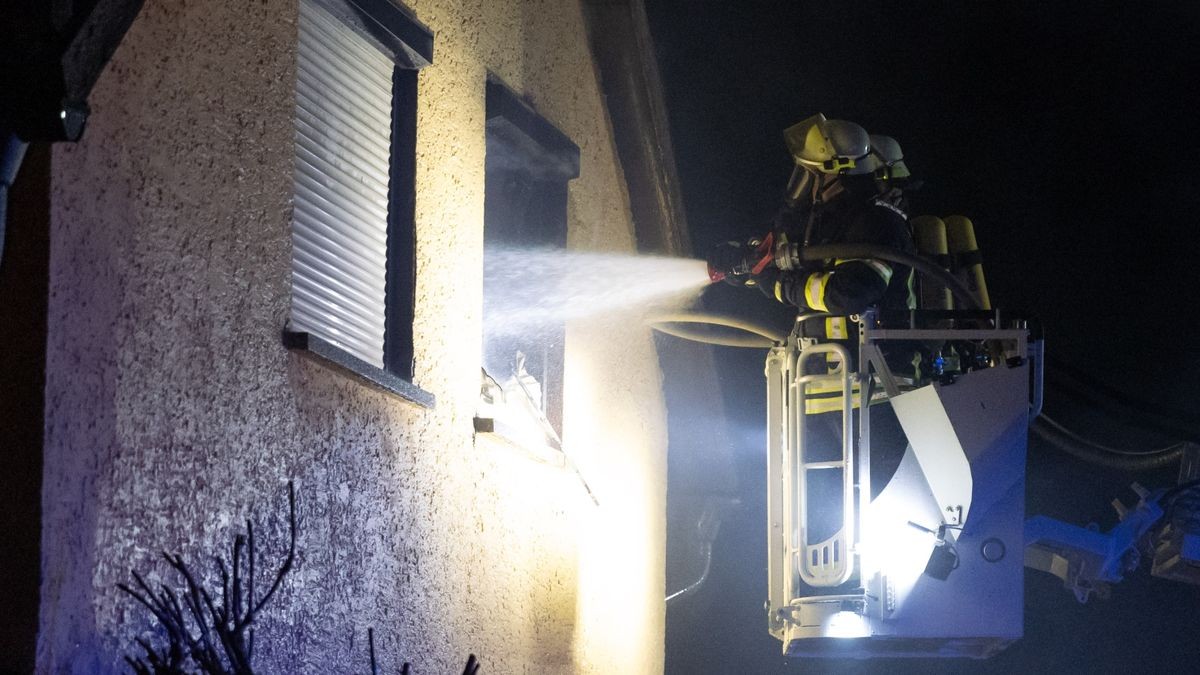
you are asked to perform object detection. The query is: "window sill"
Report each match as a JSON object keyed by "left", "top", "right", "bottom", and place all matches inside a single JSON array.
[{"left": 283, "top": 330, "right": 435, "bottom": 408}]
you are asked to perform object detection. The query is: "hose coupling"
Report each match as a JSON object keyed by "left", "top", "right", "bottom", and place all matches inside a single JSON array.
[{"left": 774, "top": 241, "right": 804, "bottom": 271}]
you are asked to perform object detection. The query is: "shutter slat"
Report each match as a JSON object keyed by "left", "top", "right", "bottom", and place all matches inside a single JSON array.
[
  {"left": 291, "top": 266, "right": 385, "bottom": 334},
  {"left": 293, "top": 205, "right": 388, "bottom": 267},
  {"left": 291, "top": 263, "right": 386, "bottom": 356},
  {"left": 292, "top": 240, "right": 387, "bottom": 311},
  {"left": 291, "top": 0, "right": 394, "bottom": 370},
  {"left": 294, "top": 166, "right": 387, "bottom": 232},
  {"left": 300, "top": 3, "right": 394, "bottom": 91},
  {"left": 294, "top": 138, "right": 389, "bottom": 205},
  {"left": 291, "top": 87, "right": 388, "bottom": 164},
  {"left": 297, "top": 29, "right": 393, "bottom": 106},
  {"left": 291, "top": 290, "right": 384, "bottom": 347},
  {"left": 290, "top": 305, "right": 381, "bottom": 364},
  {"left": 296, "top": 100, "right": 393, "bottom": 174},
  {"left": 296, "top": 65, "right": 392, "bottom": 141}
]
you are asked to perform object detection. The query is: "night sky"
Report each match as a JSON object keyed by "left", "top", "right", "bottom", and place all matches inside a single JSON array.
[{"left": 644, "top": 2, "right": 1200, "bottom": 672}]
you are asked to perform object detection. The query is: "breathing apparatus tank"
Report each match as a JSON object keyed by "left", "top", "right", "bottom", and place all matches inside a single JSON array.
[
  {"left": 905, "top": 215, "right": 991, "bottom": 311},
  {"left": 911, "top": 216, "right": 953, "bottom": 310},
  {"left": 944, "top": 215, "right": 991, "bottom": 310}
]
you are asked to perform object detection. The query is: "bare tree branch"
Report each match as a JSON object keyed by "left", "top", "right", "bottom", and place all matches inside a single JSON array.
[
  {"left": 119, "top": 481, "right": 298, "bottom": 675},
  {"left": 119, "top": 480, "right": 478, "bottom": 674}
]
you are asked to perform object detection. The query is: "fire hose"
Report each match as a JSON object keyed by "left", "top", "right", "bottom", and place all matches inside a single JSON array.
[
  {"left": 649, "top": 243, "right": 981, "bottom": 348},
  {"left": 797, "top": 243, "right": 980, "bottom": 311}
]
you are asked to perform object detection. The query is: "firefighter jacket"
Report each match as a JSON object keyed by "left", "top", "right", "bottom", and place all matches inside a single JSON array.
[{"left": 770, "top": 192, "right": 916, "bottom": 315}]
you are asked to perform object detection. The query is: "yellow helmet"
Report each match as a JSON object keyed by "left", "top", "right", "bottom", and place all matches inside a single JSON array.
[{"left": 783, "top": 113, "right": 872, "bottom": 175}]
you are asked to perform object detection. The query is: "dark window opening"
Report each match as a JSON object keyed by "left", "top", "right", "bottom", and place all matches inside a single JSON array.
[{"left": 481, "top": 75, "right": 579, "bottom": 443}]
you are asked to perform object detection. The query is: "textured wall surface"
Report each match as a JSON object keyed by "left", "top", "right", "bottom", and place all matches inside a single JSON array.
[{"left": 40, "top": 0, "right": 667, "bottom": 672}]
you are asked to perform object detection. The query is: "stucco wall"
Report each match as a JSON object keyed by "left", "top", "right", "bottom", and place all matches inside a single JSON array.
[{"left": 40, "top": 0, "right": 667, "bottom": 672}]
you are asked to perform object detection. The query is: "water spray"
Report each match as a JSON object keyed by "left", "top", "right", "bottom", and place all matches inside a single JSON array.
[{"left": 483, "top": 247, "right": 711, "bottom": 335}]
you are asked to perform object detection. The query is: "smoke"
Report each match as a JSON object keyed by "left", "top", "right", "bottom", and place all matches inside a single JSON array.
[{"left": 483, "top": 247, "right": 710, "bottom": 336}]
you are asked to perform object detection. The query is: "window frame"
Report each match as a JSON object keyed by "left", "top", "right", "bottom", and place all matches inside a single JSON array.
[{"left": 284, "top": 0, "right": 435, "bottom": 408}]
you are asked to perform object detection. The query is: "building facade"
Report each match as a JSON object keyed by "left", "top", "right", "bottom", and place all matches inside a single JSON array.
[{"left": 38, "top": 0, "right": 703, "bottom": 671}]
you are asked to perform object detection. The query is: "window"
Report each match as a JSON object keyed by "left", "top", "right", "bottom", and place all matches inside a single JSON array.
[
  {"left": 478, "top": 75, "right": 580, "bottom": 446},
  {"left": 285, "top": 0, "right": 433, "bottom": 406}
]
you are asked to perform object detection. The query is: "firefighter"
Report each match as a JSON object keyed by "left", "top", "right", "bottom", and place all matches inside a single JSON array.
[
  {"left": 707, "top": 115, "right": 916, "bottom": 317},
  {"left": 707, "top": 118, "right": 920, "bottom": 515},
  {"left": 867, "top": 134, "right": 912, "bottom": 207}
]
